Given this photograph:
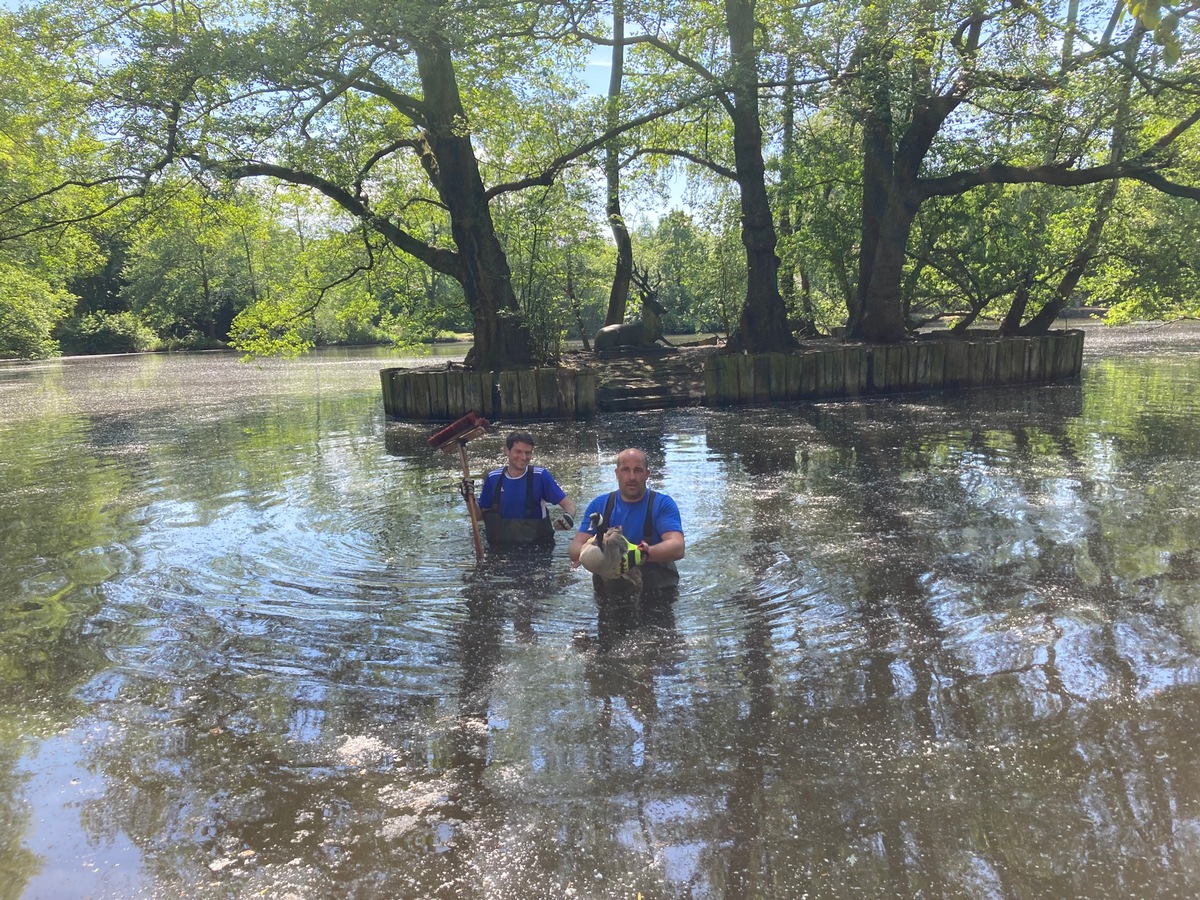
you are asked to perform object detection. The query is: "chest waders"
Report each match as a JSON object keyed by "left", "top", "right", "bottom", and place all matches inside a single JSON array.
[
  {"left": 482, "top": 468, "right": 555, "bottom": 546},
  {"left": 594, "top": 490, "right": 680, "bottom": 593}
]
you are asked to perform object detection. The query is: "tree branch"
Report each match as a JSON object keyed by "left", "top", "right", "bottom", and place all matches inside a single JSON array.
[
  {"left": 0, "top": 182, "right": 143, "bottom": 242},
  {"left": 214, "top": 160, "right": 462, "bottom": 278},
  {"left": 623, "top": 147, "right": 736, "bottom": 180},
  {"left": 572, "top": 27, "right": 720, "bottom": 84},
  {"left": 485, "top": 89, "right": 724, "bottom": 198},
  {"left": 355, "top": 138, "right": 423, "bottom": 199},
  {"left": 348, "top": 73, "right": 427, "bottom": 123},
  {"left": 301, "top": 62, "right": 385, "bottom": 136},
  {"left": 1130, "top": 169, "right": 1200, "bottom": 201},
  {"left": 919, "top": 107, "right": 1200, "bottom": 200}
]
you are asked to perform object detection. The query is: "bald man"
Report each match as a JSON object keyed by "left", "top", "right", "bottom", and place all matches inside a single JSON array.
[{"left": 569, "top": 448, "right": 684, "bottom": 594}]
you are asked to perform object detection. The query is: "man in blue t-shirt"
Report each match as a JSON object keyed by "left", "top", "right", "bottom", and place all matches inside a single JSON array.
[
  {"left": 569, "top": 447, "right": 685, "bottom": 592},
  {"left": 476, "top": 431, "right": 577, "bottom": 545}
]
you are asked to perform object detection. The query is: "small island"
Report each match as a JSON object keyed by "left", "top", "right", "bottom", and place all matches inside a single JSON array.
[{"left": 381, "top": 329, "right": 1084, "bottom": 421}]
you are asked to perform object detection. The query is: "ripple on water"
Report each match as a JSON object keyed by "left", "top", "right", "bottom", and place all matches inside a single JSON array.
[
  {"left": 12, "top": 339, "right": 1200, "bottom": 898},
  {"left": 96, "top": 473, "right": 487, "bottom": 699}
]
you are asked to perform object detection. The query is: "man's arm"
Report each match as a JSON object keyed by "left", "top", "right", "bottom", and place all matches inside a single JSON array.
[
  {"left": 552, "top": 495, "right": 578, "bottom": 531},
  {"left": 542, "top": 471, "right": 577, "bottom": 519},
  {"left": 640, "top": 493, "right": 684, "bottom": 563},
  {"left": 568, "top": 529, "right": 591, "bottom": 565},
  {"left": 641, "top": 530, "right": 684, "bottom": 564},
  {"left": 475, "top": 471, "right": 495, "bottom": 512}
]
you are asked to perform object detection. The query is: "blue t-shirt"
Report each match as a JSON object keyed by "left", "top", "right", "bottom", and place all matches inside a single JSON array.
[
  {"left": 578, "top": 490, "right": 683, "bottom": 545},
  {"left": 478, "top": 467, "right": 567, "bottom": 520}
]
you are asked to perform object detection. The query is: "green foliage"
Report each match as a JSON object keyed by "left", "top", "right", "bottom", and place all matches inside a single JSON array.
[
  {"left": 761, "top": 0, "right": 1200, "bottom": 337},
  {"left": 772, "top": 109, "right": 862, "bottom": 332},
  {"left": 0, "top": 264, "right": 76, "bottom": 358},
  {"left": 58, "top": 310, "right": 157, "bottom": 355},
  {"left": 0, "top": 9, "right": 108, "bottom": 358},
  {"left": 120, "top": 182, "right": 264, "bottom": 345},
  {"left": 2, "top": 0, "right": 1200, "bottom": 359},
  {"left": 494, "top": 178, "right": 610, "bottom": 356},
  {"left": 1084, "top": 180, "right": 1200, "bottom": 324},
  {"left": 228, "top": 296, "right": 316, "bottom": 358},
  {"left": 1127, "top": 1, "right": 1187, "bottom": 64},
  {"left": 635, "top": 207, "right": 740, "bottom": 333},
  {"left": 905, "top": 183, "right": 1082, "bottom": 326},
  {"left": 225, "top": 191, "right": 476, "bottom": 356}
]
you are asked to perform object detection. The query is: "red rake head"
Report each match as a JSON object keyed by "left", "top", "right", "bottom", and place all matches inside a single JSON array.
[{"left": 427, "top": 411, "right": 490, "bottom": 451}]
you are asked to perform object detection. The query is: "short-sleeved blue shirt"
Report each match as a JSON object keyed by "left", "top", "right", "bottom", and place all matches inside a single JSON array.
[
  {"left": 578, "top": 490, "right": 683, "bottom": 545},
  {"left": 477, "top": 467, "right": 567, "bottom": 520}
]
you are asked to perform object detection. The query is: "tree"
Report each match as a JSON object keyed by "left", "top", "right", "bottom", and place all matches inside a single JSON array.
[
  {"left": 577, "top": 0, "right": 799, "bottom": 352},
  {"left": 53, "top": 0, "right": 612, "bottom": 367},
  {"left": 0, "top": 9, "right": 104, "bottom": 358},
  {"left": 719, "top": 0, "right": 797, "bottom": 351},
  {"left": 68, "top": 0, "right": 725, "bottom": 366},
  {"left": 603, "top": 0, "right": 636, "bottom": 327},
  {"left": 818, "top": 0, "right": 1200, "bottom": 341}
]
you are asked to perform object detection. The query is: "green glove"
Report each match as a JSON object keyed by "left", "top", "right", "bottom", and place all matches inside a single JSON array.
[{"left": 620, "top": 538, "right": 648, "bottom": 573}]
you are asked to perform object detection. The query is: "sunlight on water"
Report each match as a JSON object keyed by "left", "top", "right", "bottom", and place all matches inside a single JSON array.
[{"left": 3, "top": 327, "right": 1200, "bottom": 897}]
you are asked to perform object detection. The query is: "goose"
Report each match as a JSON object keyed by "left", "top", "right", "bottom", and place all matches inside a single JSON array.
[{"left": 578, "top": 512, "right": 643, "bottom": 587}]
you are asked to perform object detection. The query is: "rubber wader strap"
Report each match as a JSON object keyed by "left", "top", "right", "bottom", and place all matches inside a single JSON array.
[
  {"left": 603, "top": 490, "right": 655, "bottom": 538},
  {"left": 484, "top": 469, "right": 551, "bottom": 545},
  {"left": 525, "top": 468, "right": 536, "bottom": 517}
]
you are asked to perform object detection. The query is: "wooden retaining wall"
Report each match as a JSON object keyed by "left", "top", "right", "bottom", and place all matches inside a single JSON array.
[
  {"left": 381, "top": 367, "right": 597, "bottom": 421},
  {"left": 382, "top": 331, "right": 1083, "bottom": 421},
  {"left": 704, "top": 330, "right": 1084, "bottom": 407}
]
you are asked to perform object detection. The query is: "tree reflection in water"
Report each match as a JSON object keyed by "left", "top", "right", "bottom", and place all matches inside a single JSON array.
[{"left": 3, "top": 334, "right": 1200, "bottom": 896}]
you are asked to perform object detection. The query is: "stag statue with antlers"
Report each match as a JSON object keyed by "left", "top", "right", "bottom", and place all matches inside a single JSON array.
[{"left": 593, "top": 265, "right": 675, "bottom": 354}]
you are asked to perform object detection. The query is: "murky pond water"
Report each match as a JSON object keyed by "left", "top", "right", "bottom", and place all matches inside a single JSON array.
[{"left": 3, "top": 327, "right": 1200, "bottom": 898}]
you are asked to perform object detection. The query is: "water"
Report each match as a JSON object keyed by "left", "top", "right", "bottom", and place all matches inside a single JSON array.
[{"left": 2, "top": 328, "right": 1200, "bottom": 898}]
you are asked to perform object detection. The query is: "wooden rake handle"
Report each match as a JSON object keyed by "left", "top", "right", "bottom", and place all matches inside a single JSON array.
[{"left": 429, "top": 412, "right": 490, "bottom": 562}]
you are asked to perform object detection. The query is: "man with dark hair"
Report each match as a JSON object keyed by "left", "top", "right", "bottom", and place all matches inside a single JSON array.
[
  {"left": 476, "top": 431, "right": 577, "bottom": 545},
  {"left": 569, "top": 447, "right": 684, "bottom": 594}
]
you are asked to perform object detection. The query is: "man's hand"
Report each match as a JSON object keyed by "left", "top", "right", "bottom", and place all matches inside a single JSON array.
[
  {"left": 620, "top": 539, "right": 650, "bottom": 573},
  {"left": 459, "top": 477, "right": 475, "bottom": 501},
  {"left": 554, "top": 512, "right": 574, "bottom": 531}
]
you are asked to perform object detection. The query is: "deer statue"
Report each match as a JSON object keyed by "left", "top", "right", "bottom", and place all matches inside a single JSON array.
[{"left": 594, "top": 265, "right": 674, "bottom": 353}]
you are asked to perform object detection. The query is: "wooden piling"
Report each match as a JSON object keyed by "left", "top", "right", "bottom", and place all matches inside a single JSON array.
[
  {"left": 382, "top": 330, "right": 1084, "bottom": 421},
  {"left": 701, "top": 330, "right": 1082, "bottom": 410}
]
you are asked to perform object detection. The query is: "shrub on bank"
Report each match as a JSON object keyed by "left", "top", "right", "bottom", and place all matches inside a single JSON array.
[
  {"left": 59, "top": 312, "right": 158, "bottom": 355},
  {"left": 0, "top": 266, "right": 76, "bottom": 359}
]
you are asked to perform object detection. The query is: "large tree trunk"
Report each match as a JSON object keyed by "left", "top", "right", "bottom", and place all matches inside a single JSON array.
[
  {"left": 849, "top": 51, "right": 912, "bottom": 344},
  {"left": 415, "top": 39, "right": 533, "bottom": 369},
  {"left": 723, "top": 0, "right": 796, "bottom": 354},
  {"left": 853, "top": 184, "right": 919, "bottom": 342},
  {"left": 604, "top": 0, "right": 633, "bottom": 327},
  {"left": 1019, "top": 23, "right": 1142, "bottom": 337},
  {"left": 850, "top": 12, "right": 973, "bottom": 344},
  {"left": 779, "top": 55, "right": 818, "bottom": 337},
  {"left": 999, "top": 276, "right": 1033, "bottom": 335}
]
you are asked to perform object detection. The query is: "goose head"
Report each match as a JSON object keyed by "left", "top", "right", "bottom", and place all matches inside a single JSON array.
[{"left": 588, "top": 511, "right": 607, "bottom": 537}]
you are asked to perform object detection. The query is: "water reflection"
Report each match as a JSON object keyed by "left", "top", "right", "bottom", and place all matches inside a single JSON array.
[{"left": 2, "top": 329, "right": 1200, "bottom": 896}]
